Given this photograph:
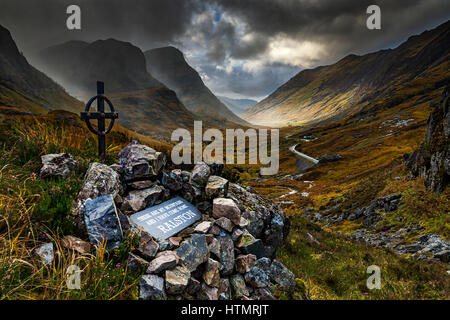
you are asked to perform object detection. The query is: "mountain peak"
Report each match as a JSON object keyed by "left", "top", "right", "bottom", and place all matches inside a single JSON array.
[
  {"left": 144, "top": 47, "right": 249, "bottom": 126},
  {"left": 242, "top": 19, "right": 450, "bottom": 126},
  {"left": 0, "top": 24, "right": 83, "bottom": 114}
]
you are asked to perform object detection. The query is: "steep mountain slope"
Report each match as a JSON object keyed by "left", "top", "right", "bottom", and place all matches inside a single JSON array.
[
  {"left": 144, "top": 46, "right": 249, "bottom": 125},
  {"left": 35, "top": 40, "right": 203, "bottom": 139},
  {"left": 0, "top": 24, "right": 83, "bottom": 114},
  {"left": 243, "top": 20, "right": 450, "bottom": 127},
  {"left": 218, "top": 96, "right": 258, "bottom": 116}
]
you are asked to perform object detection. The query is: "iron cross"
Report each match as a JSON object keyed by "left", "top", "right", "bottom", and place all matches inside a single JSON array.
[{"left": 80, "top": 81, "right": 118, "bottom": 162}]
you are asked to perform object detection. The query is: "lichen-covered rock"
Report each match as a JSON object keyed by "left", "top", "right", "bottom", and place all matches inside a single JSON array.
[
  {"left": 118, "top": 140, "right": 166, "bottom": 182},
  {"left": 268, "top": 260, "right": 296, "bottom": 293},
  {"left": 147, "top": 251, "right": 179, "bottom": 274},
  {"left": 83, "top": 194, "right": 123, "bottom": 250},
  {"left": 239, "top": 238, "right": 265, "bottom": 259},
  {"left": 121, "top": 185, "right": 163, "bottom": 213},
  {"left": 128, "top": 252, "right": 150, "bottom": 273},
  {"left": 127, "top": 180, "right": 153, "bottom": 190},
  {"left": 205, "top": 176, "right": 229, "bottom": 198},
  {"left": 215, "top": 217, "right": 234, "bottom": 232},
  {"left": 165, "top": 265, "right": 190, "bottom": 294},
  {"left": 217, "top": 232, "right": 235, "bottom": 276},
  {"left": 229, "top": 183, "right": 290, "bottom": 259},
  {"left": 245, "top": 265, "right": 270, "bottom": 288},
  {"left": 203, "top": 258, "right": 221, "bottom": 287},
  {"left": 186, "top": 277, "right": 201, "bottom": 296},
  {"left": 230, "top": 274, "right": 249, "bottom": 299},
  {"left": 175, "top": 234, "right": 209, "bottom": 272},
  {"left": 198, "top": 283, "right": 218, "bottom": 300},
  {"left": 136, "top": 232, "right": 159, "bottom": 260},
  {"left": 36, "top": 243, "right": 54, "bottom": 266},
  {"left": 346, "top": 193, "right": 402, "bottom": 229},
  {"left": 194, "top": 221, "right": 212, "bottom": 234},
  {"left": 40, "top": 153, "right": 77, "bottom": 179},
  {"left": 75, "top": 162, "right": 122, "bottom": 220},
  {"left": 61, "top": 235, "right": 91, "bottom": 254},
  {"left": 139, "top": 274, "right": 167, "bottom": 300},
  {"left": 218, "top": 277, "right": 231, "bottom": 300},
  {"left": 213, "top": 198, "right": 241, "bottom": 225},
  {"left": 161, "top": 169, "right": 183, "bottom": 191},
  {"left": 206, "top": 235, "right": 221, "bottom": 258},
  {"left": 235, "top": 254, "right": 257, "bottom": 274},
  {"left": 190, "top": 162, "right": 210, "bottom": 187}
]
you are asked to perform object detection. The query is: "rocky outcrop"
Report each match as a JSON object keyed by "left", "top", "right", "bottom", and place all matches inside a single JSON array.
[
  {"left": 118, "top": 140, "right": 166, "bottom": 182},
  {"left": 396, "top": 233, "right": 450, "bottom": 262},
  {"left": 406, "top": 86, "right": 449, "bottom": 193},
  {"left": 40, "top": 153, "right": 77, "bottom": 178},
  {"left": 74, "top": 162, "right": 123, "bottom": 222},
  {"left": 318, "top": 154, "right": 343, "bottom": 164},
  {"left": 347, "top": 193, "right": 402, "bottom": 228}
]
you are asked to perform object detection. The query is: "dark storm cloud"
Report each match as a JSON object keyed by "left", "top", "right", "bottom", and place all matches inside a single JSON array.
[
  {"left": 206, "top": 0, "right": 450, "bottom": 63},
  {"left": 0, "top": 0, "right": 448, "bottom": 99},
  {"left": 0, "top": 0, "right": 205, "bottom": 53}
]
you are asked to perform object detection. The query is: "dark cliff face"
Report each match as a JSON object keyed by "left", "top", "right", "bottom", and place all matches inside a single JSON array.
[
  {"left": 0, "top": 24, "right": 83, "bottom": 114},
  {"left": 406, "top": 86, "right": 450, "bottom": 193},
  {"left": 144, "top": 46, "right": 248, "bottom": 126}
]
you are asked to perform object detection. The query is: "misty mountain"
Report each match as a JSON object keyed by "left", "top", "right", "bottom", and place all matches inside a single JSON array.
[
  {"left": 35, "top": 39, "right": 205, "bottom": 139},
  {"left": 243, "top": 20, "right": 450, "bottom": 127},
  {"left": 218, "top": 96, "right": 258, "bottom": 116},
  {"left": 144, "top": 46, "right": 249, "bottom": 125},
  {"left": 0, "top": 24, "right": 83, "bottom": 114}
]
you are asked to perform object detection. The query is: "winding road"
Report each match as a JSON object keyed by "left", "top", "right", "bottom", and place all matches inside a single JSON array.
[{"left": 289, "top": 144, "right": 319, "bottom": 164}]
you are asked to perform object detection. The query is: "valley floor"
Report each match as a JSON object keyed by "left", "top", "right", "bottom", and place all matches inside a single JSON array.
[{"left": 241, "top": 87, "right": 449, "bottom": 299}]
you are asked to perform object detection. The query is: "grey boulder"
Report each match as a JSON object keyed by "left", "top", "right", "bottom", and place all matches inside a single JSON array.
[
  {"left": 118, "top": 140, "right": 166, "bottom": 181},
  {"left": 40, "top": 153, "right": 77, "bottom": 178},
  {"left": 83, "top": 194, "right": 123, "bottom": 251}
]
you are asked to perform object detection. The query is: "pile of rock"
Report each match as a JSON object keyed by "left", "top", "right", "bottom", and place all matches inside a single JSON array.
[
  {"left": 41, "top": 140, "right": 294, "bottom": 300},
  {"left": 396, "top": 233, "right": 450, "bottom": 263}
]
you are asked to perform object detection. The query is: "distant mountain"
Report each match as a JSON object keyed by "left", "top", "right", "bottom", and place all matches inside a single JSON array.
[
  {"left": 144, "top": 46, "right": 249, "bottom": 125},
  {"left": 243, "top": 20, "right": 450, "bottom": 127},
  {"left": 0, "top": 24, "right": 83, "bottom": 114},
  {"left": 218, "top": 96, "right": 258, "bottom": 115},
  {"left": 35, "top": 39, "right": 204, "bottom": 139}
]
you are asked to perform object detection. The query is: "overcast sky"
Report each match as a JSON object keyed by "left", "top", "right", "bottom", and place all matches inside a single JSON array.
[{"left": 1, "top": 0, "right": 449, "bottom": 100}]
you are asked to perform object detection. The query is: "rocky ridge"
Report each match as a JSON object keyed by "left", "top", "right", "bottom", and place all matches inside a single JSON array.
[{"left": 406, "top": 85, "right": 449, "bottom": 193}]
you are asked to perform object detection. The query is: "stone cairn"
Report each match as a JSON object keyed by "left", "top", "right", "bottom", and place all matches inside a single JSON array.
[{"left": 40, "top": 140, "right": 296, "bottom": 300}]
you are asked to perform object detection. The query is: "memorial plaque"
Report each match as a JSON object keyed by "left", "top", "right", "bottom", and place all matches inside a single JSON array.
[{"left": 130, "top": 196, "right": 202, "bottom": 240}]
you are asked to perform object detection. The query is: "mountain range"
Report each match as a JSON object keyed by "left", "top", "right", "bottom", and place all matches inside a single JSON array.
[
  {"left": 144, "top": 46, "right": 248, "bottom": 125},
  {"left": 217, "top": 96, "right": 258, "bottom": 116},
  {"left": 0, "top": 25, "right": 83, "bottom": 115},
  {"left": 33, "top": 39, "right": 218, "bottom": 139},
  {"left": 243, "top": 20, "right": 450, "bottom": 127}
]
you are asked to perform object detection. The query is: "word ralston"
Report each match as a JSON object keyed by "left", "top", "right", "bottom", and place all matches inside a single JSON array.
[{"left": 156, "top": 210, "right": 197, "bottom": 234}]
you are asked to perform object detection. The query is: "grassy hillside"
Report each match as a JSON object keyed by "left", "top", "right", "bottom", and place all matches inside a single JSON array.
[
  {"left": 0, "top": 110, "right": 172, "bottom": 299},
  {"left": 243, "top": 20, "right": 450, "bottom": 126},
  {"left": 0, "top": 25, "right": 83, "bottom": 115},
  {"left": 237, "top": 83, "right": 450, "bottom": 299}
]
